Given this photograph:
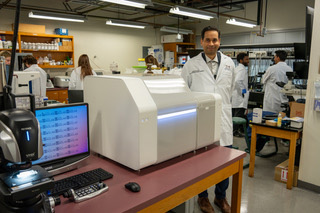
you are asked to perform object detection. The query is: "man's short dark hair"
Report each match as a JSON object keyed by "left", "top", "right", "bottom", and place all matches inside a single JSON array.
[
  {"left": 23, "top": 55, "right": 37, "bottom": 65},
  {"left": 236, "top": 52, "right": 248, "bottom": 63},
  {"left": 201, "top": 26, "right": 221, "bottom": 39},
  {"left": 275, "top": 50, "right": 287, "bottom": 61}
]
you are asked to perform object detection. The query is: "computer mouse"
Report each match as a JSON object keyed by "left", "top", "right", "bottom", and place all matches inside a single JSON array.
[{"left": 125, "top": 182, "right": 141, "bottom": 192}]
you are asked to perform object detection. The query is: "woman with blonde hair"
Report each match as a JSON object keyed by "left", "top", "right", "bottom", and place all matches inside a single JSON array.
[{"left": 69, "top": 54, "right": 96, "bottom": 90}]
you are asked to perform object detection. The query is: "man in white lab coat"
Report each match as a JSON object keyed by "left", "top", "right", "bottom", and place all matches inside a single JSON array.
[
  {"left": 182, "top": 26, "right": 235, "bottom": 213},
  {"left": 232, "top": 53, "right": 249, "bottom": 137},
  {"left": 262, "top": 50, "right": 292, "bottom": 113},
  {"left": 23, "top": 55, "right": 47, "bottom": 100}
]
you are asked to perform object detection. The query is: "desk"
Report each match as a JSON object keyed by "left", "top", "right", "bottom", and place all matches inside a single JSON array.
[
  {"left": 249, "top": 123, "right": 302, "bottom": 189},
  {"left": 54, "top": 145, "right": 246, "bottom": 213}
]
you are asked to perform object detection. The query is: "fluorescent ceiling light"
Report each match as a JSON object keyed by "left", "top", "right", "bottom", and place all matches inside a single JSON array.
[
  {"left": 226, "top": 18, "right": 257, "bottom": 28},
  {"left": 29, "top": 11, "right": 85, "bottom": 23},
  {"left": 169, "top": 6, "right": 215, "bottom": 20},
  {"left": 160, "top": 26, "right": 193, "bottom": 35},
  {"left": 106, "top": 19, "right": 148, "bottom": 29},
  {"left": 100, "top": 0, "right": 149, "bottom": 9}
]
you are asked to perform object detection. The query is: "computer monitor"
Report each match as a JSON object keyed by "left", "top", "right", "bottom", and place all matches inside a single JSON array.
[
  {"left": 293, "top": 62, "right": 309, "bottom": 79},
  {"left": 68, "top": 90, "right": 83, "bottom": 103},
  {"left": 294, "top": 43, "right": 306, "bottom": 60},
  {"left": 33, "top": 103, "right": 90, "bottom": 175},
  {"left": 14, "top": 53, "right": 33, "bottom": 71}
]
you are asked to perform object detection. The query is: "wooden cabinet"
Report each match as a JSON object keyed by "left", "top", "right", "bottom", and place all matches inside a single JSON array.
[
  {"left": 46, "top": 88, "right": 68, "bottom": 103},
  {"left": 163, "top": 42, "right": 196, "bottom": 65},
  {"left": 0, "top": 30, "right": 74, "bottom": 69}
]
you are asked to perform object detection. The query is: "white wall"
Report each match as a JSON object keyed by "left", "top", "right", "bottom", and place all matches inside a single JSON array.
[
  {"left": 0, "top": 9, "right": 160, "bottom": 76},
  {"left": 299, "top": 0, "right": 320, "bottom": 187}
]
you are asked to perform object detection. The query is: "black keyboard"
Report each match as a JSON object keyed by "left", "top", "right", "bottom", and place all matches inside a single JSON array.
[{"left": 50, "top": 168, "right": 113, "bottom": 196}]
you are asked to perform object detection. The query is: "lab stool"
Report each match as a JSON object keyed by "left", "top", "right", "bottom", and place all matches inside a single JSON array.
[{"left": 232, "top": 117, "right": 249, "bottom": 168}]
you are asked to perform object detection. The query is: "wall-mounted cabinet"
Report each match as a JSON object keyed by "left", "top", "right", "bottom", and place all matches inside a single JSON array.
[
  {"left": 0, "top": 30, "right": 74, "bottom": 69},
  {"left": 163, "top": 42, "right": 196, "bottom": 65}
]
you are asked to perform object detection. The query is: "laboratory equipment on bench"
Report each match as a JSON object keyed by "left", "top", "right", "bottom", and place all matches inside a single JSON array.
[
  {"left": 54, "top": 76, "right": 70, "bottom": 87},
  {"left": 62, "top": 181, "right": 109, "bottom": 203},
  {"left": 84, "top": 75, "right": 222, "bottom": 170},
  {"left": 280, "top": 71, "right": 306, "bottom": 96},
  {"left": 12, "top": 71, "right": 40, "bottom": 95},
  {"left": 0, "top": 108, "right": 58, "bottom": 212}
]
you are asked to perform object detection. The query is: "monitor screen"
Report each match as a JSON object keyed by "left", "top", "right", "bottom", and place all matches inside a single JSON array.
[
  {"left": 33, "top": 103, "right": 90, "bottom": 175},
  {"left": 293, "top": 62, "right": 309, "bottom": 79},
  {"left": 68, "top": 90, "right": 84, "bottom": 103},
  {"left": 256, "top": 76, "right": 261, "bottom": 83}
]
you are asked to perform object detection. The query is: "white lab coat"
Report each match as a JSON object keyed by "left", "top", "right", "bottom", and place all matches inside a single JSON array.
[
  {"left": 24, "top": 64, "right": 47, "bottom": 99},
  {"left": 231, "top": 64, "right": 249, "bottom": 109},
  {"left": 262, "top": 62, "right": 292, "bottom": 113},
  {"left": 181, "top": 52, "right": 236, "bottom": 146},
  {"left": 69, "top": 67, "right": 97, "bottom": 90}
]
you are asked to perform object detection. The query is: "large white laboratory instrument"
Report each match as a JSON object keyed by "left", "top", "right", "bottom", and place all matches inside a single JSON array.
[
  {"left": 12, "top": 71, "right": 40, "bottom": 95},
  {"left": 84, "top": 75, "right": 222, "bottom": 170}
]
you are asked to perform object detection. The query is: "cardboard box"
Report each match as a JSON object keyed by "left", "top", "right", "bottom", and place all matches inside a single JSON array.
[
  {"left": 252, "top": 108, "right": 262, "bottom": 123},
  {"left": 14, "top": 23, "right": 45, "bottom": 34},
  {"left": 289, "top": 102, "right": 305, "bottom": 118},
  {"left": 59, "top": 45, "right": 72, "bottom": 51},
  {"left": 274, "top": 159, "right": 299, "bottom": 187},
  {"left": 62, "top": 41, "right": 72, "bottom": 46}
]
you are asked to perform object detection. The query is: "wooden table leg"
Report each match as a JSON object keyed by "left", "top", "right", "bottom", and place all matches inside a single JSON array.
[
  {"left": 249, "top": 125, "right": 257, "bottom": 177},
  {"left": 287, "top": 132, "right": 298, "bottom": 189},
  {"left": 231, "top": 159, "right": 243, "bottom": 213}
]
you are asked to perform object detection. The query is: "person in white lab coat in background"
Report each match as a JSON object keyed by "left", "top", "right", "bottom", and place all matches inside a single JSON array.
[
  {"left": 262, "top": 50, "right": 292, "bottom": 114},
  {"left": 182, "top": 26, "right": 235, "bottom": 213},
  {"left": 231, "top": 52, "right": 249, "bottom": 137},
  {"left": 247, "top": 50, "right": 293, "bottom": 151},
  {"left": 23, "top": 55, "right": 47, "bottom": 100},
  {"left": 69, "top": 54, "right": 96, "bottom": 90}
]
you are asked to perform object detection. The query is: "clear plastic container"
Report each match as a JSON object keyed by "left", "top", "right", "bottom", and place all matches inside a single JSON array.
[{"left": 110, "top": 61, "right": 118, "bottom": 72}]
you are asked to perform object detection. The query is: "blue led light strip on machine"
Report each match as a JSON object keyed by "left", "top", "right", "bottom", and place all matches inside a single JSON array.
[
  {"left": 26, "top": 131, "right": 30, "bottom": 141},
  {"left": 157, "top": 109, "right": 196, "bottom": 120}
]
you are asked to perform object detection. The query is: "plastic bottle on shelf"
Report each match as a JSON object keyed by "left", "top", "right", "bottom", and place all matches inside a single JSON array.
[
  {"left": 0, "top": 39, "right": 3, "bottom": 49},
  {"left": 43, "top": 56, "right": 49, "bottom": 65},
  {"left": 69, "top": 58, "right": 73, "bottom": 65},
  {"left": 38, "top": 56, "right": 44, "bottom": 65},
  {"left": 7, "top": 41, "right": 12, "bottom": 49},
  {"left": 277, "top": 113, "right": 282, "bottom": 127}
]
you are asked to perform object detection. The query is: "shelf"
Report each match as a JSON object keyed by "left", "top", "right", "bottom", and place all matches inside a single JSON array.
[
  {"left": 0, "top": 31, "right": 13, "bottom": 35},
  {"left": 230, "top": 56, "right": 296, "bottom": 59},
  {"left": 177, "top": 52, "right": 189, "bottom": 55},
  {"left": 0, "top": 48, "right": 16, "bottom": 51},
  {"left": 172, "top": 42, "right": 196, "bottom": 46},
  {"left": 19, "top": 32, "right": 73, "bottom": 39},
  {"left": 0, "top": 30, "right": 74, "bottom": 69},
  {"left": 39, "top": 65, "right": 74, "bottom": 69},
  {"left": 21, "top": 49, "right": 73, "bottom": 53},
  {"left": 220, "top": 43, "right": 295, "bottom": 49}
]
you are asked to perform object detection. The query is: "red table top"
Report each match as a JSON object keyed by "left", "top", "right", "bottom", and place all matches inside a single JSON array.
[{"left": 54, "top": 145, "right": 246, "bottom": 213}]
